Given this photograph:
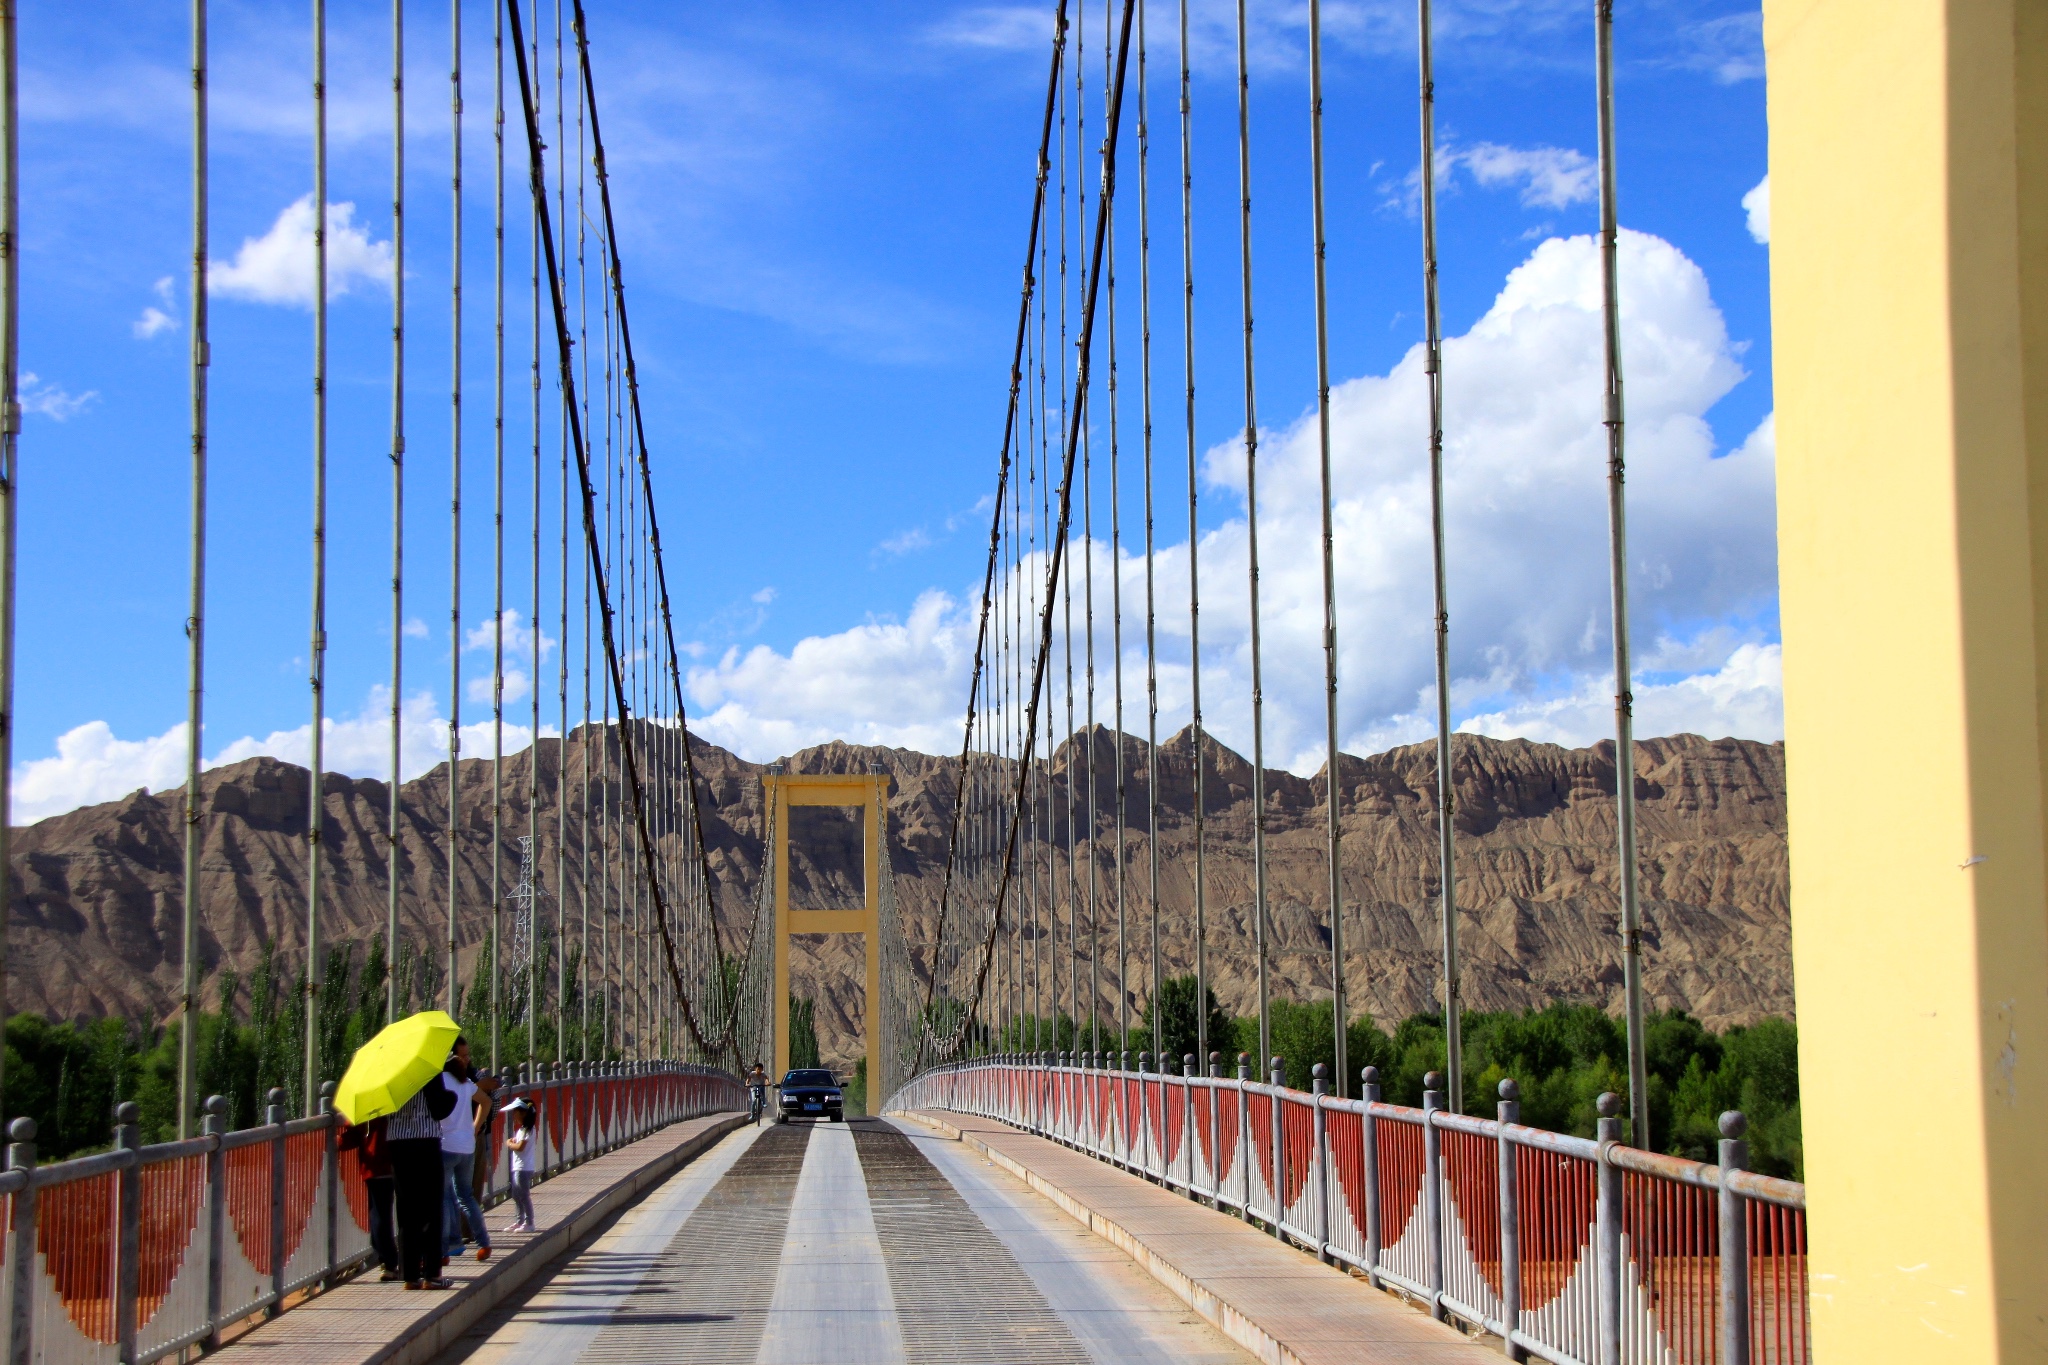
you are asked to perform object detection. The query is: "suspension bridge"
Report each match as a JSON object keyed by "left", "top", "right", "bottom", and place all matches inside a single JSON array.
[{"left": 0, "top": 1, "right": 2037, "bottom": 1363}]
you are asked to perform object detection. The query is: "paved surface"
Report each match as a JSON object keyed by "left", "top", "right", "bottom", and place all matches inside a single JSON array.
[
  {"left": 208, "top": 1112, "right": 747, "bottom": 1365},
  {"left": 433, "top": 1118, "right": 1252, "bottom": 1365},
  {"left": 901, "top": 1109, "right": 1501, "bottom": 1365}
]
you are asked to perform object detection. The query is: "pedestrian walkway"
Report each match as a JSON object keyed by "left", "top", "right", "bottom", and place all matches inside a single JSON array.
[
  {"left": 207, "top": 1111, "right": 747, "bottom": 1365},
  {"left": 432, "top": 1117, "right": 1254, "bottom": 1365},
  {"left": 899, "top": 1108, "right": 1500, "bottom": 1365}
]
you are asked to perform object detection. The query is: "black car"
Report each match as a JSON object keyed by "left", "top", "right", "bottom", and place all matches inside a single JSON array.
[{"left": 776, "top": 1068, "right": 845, "bottom": 1123}]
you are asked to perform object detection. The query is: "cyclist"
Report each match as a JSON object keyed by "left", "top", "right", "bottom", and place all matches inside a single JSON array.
[{"left": 745, "top": 1061, "right": 769, "bottom": 1124}]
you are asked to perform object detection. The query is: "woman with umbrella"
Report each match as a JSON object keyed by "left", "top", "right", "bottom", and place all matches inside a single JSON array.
[{"left": 335, "top": 1012, "right": 463, "bottom": 1290}]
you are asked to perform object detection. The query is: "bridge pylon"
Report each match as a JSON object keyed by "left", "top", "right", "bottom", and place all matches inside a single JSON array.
[
  {"left": 763, "top": 767, "right": 888, "bottom": 1095},
  {"left": 1770, "top": 0, "right": 2048, "bottom": 1356}
]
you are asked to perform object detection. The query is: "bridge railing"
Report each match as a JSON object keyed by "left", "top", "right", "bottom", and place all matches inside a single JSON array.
[
  {"left": 889, "top": 1053, "right": 1809, "bottom": 1365},
  {"left": 0, "top": 1061, "right": 741, "bottom": 1365}
]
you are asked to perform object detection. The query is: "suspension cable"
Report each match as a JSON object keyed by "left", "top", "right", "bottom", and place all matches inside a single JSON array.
[
  {"left": 511, "top": 0, "right": 743, "bottom": 1062},
  {"left": 1231, "top": 0, "right": 1272, "bottom": 1078},
  {"left": 1596, "top": 0, "right": 1648, "bottom": 1146},
  {"left": 915, "top": 0, "right": 1068, "bottom": 1071},
  {"left": 554, "top": 0, "right": 570, "bottom": 1065},
  {"left": 571, "top": 1, "right": 732, "bottom": 1010},
  {"left": 1417, "top": 0, "right": 1461, "bottom": 1111},
  {"left": 386, "top": 0, "right": 406, "bottom": 1030},
  {"left": 1177, "top": 0, "right": 1207, "bottom": 1070},
  {"left": 446, "top": 0, "right": 463, "bottom": 1019},
  {"left": 576, "top": 16, "right": 591, "bottom": 1060},
  {"left": 526, "top": 0, "right": 541, "bottom": 1071},
  {"left": 305, "top": 0, "right": 329, "bottom": 1116},
  {"left": 1104, "top": 0, "right": 1126, "bottom": 1053},
  {"left": 491, "top": 0, "right": 506, "bottom": 1074},
  {"left": 1306, "top": 0, "right": 1347, "bottom": 1097},
  {"left": 177, "top": 0, "right": 209, "bottom": 1137},
  {"left": 1136, "top": 0, "right": 1161, "bottom": 1068},
  {"left": 917, "top": 0, "right": 1138, "bottom": 1067}
]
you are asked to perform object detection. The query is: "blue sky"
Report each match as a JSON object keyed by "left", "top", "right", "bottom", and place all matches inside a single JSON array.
[{"left": 10, "top": 0, "right": 1772, "bottom": 819}]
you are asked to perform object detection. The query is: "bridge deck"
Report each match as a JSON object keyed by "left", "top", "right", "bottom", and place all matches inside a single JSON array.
[
  {"left": 206, "top": 1111, "right": 748, "bottom": 1365},
  {"left": 432, "top": 1116, "right": 1253, "bottom": 1365},
  {"left": 903, "top": 1109, "right": 1497, "bottom": 1365}
]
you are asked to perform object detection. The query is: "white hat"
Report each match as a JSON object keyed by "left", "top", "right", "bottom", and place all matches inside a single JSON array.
[{"left": 500, "top": 1097, "right": 532, "bottom": 1113}]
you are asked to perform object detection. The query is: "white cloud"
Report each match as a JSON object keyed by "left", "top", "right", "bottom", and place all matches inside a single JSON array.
[
  {"left": 463, "top": 608, "right": 555, "bottom": 661},
  {"left": 15, "top": 720, "right": 191, "bottom": 822},
  {"left": 403, "top": 617, "right": 431, "bottom": 639},
  {"left": 1461, "top": 643, "right": 1783, "bottom": 746},
  {"left": 209, "top": 195, "right": 393, "bottom": 308},
  {"left": 685, "top": 589, "right": 974, "bottom": 758},
  {"left": 677, "top": 229, "right": 1778, "bottom": 773},
  {"left": 133, "top": 276, "right": 178, "bottom": 339},
  {"left": 751, "top": 586, "right": 777, "bottom": 606},
  {"left": 20, "top": 372, "right": 97, "bottom": 421},
  {"left": 923, "top": 6, "right": 1049, "bottom": 50},
  {"left": 1394, "top": 141, "right": 1598, "bottom": 216},
  {"left": 14, "top": 690, "right": 549, "bottom": 825},
  {"left": 1743, "top": 174, "right": 1770, "bottom": 245},
  {"left": 878, "top": 527, "right": 932, "bottom": 557},
  {"left": 1453, "top": 142, "right": 1598, "bottom": 210},
  {"left": 1677, "top": 12, "right": 1765, "bottom": 84}
]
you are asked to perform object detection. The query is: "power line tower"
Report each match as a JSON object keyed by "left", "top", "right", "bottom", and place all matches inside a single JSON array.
[{"left": 507, "top": 835, "right": 553, "bottom": 1014}]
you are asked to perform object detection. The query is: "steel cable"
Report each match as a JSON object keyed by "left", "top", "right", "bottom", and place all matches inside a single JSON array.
[{"left": 1417, "top": 0, "right": 1462, "bottom": 1111}]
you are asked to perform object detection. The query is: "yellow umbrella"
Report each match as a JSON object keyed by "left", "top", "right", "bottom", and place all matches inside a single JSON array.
[{"left": 333, "top": 1010, "right": 461, "bottom": 1123}]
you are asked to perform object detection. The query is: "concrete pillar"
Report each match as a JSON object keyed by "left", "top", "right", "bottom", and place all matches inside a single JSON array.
[{"left": 1767, "top": 1, "right": 2048, "bottom": 1356}]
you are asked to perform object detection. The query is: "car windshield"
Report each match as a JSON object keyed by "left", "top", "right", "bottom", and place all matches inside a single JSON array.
[{"left": 783, "top": 1069, "right": 836, "bottom": 1088}]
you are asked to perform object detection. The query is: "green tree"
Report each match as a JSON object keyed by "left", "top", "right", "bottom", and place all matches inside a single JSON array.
[{"left": 788, "top": 995, "right": 822, "bottom": 1070}]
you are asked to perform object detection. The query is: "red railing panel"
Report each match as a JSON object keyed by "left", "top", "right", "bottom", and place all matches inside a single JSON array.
[
  {"left": 1748, "top": 1199, "right": 1811, "bottom": 1364},
  {"left": 1376, "top": 1117, "right": 1425, "bottom": 1250},
  {"left": 39, "top": 1171, "right": 118, "bottom": 1343},
  {"left": 1622, "top": 1169, "right": 1719, "bottom": 1365}
]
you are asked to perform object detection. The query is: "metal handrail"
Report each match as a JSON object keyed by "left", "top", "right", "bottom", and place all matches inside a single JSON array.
[
  {"left": 0, "top": 1059, "right": 742, "bottom": 1365},
  {"left": 888, "top": 1053, "right": 1811, "bottom": 1365}
]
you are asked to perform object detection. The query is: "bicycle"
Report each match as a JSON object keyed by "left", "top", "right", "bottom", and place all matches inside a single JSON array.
[{"left": 748, "top": 1084, "right": 766, "bottom": 1125}]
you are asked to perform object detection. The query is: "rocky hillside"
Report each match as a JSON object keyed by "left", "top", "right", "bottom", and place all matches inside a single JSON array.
[{"left": 4, "top": 726, "right": 1789, "bottom": 1069}]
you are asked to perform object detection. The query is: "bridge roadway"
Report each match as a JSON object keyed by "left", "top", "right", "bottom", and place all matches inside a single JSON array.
[
  {"left": 434, "top": 1116, "right": 1249, "bottom": 1365},
  {"left": 212, "top": 1109, "right": 1494, "bottom": 1365}
]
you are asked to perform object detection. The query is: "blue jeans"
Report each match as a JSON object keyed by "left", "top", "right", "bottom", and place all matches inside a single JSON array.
[{"left": 443, "top": 1150, "right": 489, "bottom": 1254}]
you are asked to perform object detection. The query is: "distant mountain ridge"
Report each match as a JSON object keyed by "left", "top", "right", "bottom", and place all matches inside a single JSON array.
[{"left": 4, "top": 726, "right": 1790, "bottom": 1069}]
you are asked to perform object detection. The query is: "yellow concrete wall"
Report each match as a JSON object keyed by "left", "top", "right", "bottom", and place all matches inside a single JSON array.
[{"left": 1767, "top": 0, "right": 2048, "bottom": 1357}]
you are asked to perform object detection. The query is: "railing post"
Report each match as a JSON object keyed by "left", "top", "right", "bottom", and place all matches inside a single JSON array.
[
  {"left": 1718, "top": 1112, "right": 1752, "bottom": 1365},
  {"left": 1268, "top": 1056, "right": 1286, "bottom": 1237},
  {"left": 202, "top": 1097, "right": 227, "bottom": 1349},
  {"left": 1207, "top": 1052, "right": 1222, "bottom": 1208},
  {"left": 114, "top": 1101, "right": 140, "bottom": 1365},
  {"left": 1122, "top": 1055, "right": 1138, "bottom": 1170},
  {"left": 1423, "top": 1071, "right": 1446, "bottom": 1321},
  {"left": 1595, "top": 1091, "right": 1624, "bottom": 1365},
  {"left": 1361, "top": 1067, "right": 1382, "bottom": 1287},
  {"left": 1236, "top": 1054, "right": 1252, "bottom": 1221},
  {"left": 1311, "top": 1063, "right": 1331, "bottom": 1264},
  {"left": 319, "top": 1081, "right": 339, "bottom": 1283},
  {"left": 1498, "top": 1079, "right": 1524, "bottom": 1361},
  {"left": 266, "top": 1087, "right": 287, "bottom": 1315},
  {"left": 3, "top": 1119, "right": 36, "bottom": 1365}
]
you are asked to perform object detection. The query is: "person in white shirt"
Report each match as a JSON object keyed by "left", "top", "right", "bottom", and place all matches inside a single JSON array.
[
  {"left": 440, "top": 1038, "right": 492, "bottom": 1261},
  {"left": 501, "top": 1097, "right": 538, "bottom": 1232}
]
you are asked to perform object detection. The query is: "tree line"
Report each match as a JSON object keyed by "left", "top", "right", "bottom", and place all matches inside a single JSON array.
[{"left": 4, "top": 935, "right": 620, "bottom": 1161}]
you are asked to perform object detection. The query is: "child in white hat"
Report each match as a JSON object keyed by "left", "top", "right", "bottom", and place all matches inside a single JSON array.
[{"left": 501, "top": 1098, "right": 538, "bottom": 1232}]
